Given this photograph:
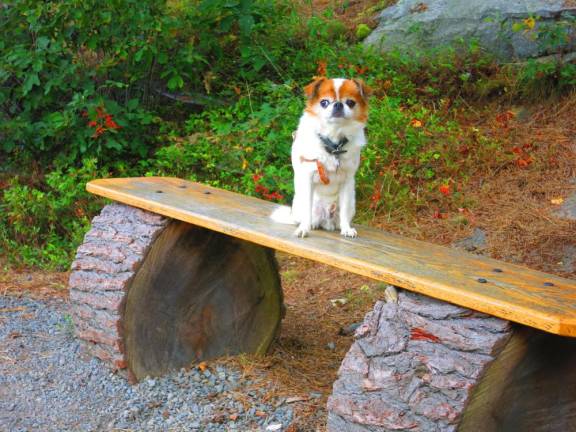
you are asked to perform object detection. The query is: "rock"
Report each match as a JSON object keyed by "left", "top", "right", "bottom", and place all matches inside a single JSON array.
[
  {"left": 365, "top": 0, "right": 576, "bottom": 61},
  {"left": 452, "top": 228, "right": 487, "bottom": 252},
  {"left": 338, "top": 322, "right": 362, "bottom": 336},
  {"left": 326, "top": 342, "right": 336, "bottom": 351},
  {"left": 555, "top": 193, "right": 576, "bottom": 220}
]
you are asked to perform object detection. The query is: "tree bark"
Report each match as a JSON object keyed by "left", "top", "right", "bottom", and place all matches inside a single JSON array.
[{"left": 327, "top": 290, "right": 576, "bottom": 431}]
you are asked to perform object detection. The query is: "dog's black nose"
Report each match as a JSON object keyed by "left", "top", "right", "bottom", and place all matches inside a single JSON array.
[{"left": 332, "top": 101, "right": 344, "bottom": 117}]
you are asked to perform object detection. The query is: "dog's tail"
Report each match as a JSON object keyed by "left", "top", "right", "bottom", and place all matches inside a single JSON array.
[{"left": 270, "top": 205, "right": 297, "bottom": 225}]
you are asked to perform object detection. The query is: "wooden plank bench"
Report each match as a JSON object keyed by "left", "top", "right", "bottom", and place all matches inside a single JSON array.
[{"left": 69, "top": 176, "right": 576, "bottom": 431}]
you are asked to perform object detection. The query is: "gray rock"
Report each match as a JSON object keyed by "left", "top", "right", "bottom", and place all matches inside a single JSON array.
[
  {"left": 365, "top": 0, "right": 576, "bottom": 61},
  {"left": 555, "top": 193, "right": 576, "bottom": 220},
  {"left": 452, "top": 228, "right": 487, "bottom": 252},
  {"left": 338, "top": 322, "right": 362, "bottom": 336}
]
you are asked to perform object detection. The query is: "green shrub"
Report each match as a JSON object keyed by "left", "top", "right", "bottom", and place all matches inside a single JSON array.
[
  {"left": 0, "top": 0, "right": 285, "bottom": 165},
  {"left": 147, "top": 81, "right": 299, "bottom": 200},
  {"left": 0, "top": 159, "right": 107, "bottom": 269},
  {"left": 510, "top": 15, "right": 576, "bottom": 98}
]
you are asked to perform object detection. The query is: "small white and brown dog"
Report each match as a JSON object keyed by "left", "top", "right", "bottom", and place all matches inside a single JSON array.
[{"left": 271, "top": 77, "right": 370, "bottom": 238}]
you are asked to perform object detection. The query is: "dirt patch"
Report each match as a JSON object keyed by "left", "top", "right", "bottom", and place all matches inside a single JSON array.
[{"left": 0, "top": 262, "right": 69, "bottom": 300}]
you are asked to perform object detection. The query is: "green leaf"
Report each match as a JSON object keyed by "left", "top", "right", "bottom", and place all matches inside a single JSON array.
[
  {"left": 22, "top": 73, "right": 40, "bottom": 96},
  {"left": 135, "top": 47, "right": 146, "bottom": 62},
  {"left": 105, "top": 138, "right": 122, "bottom": 150},
  {"left": 100, "top": 11, "right": 112, "bottom": 24},
  {"left": 87, "top": 36, "right": 98, "bottom": 50},
  {"left": 238, "top": 14, "right": 255, "bottom": 36},
  {"left": 32, "top": 59, "right": 44, "bottom": 73},
  {"left": 512, "top": 22, "right": 523, "bottom": 32},
  {"left": 127, "top": 98, "right": 139, "bottom": 110},
  {"left": 157, "top": 52, "right": 168, "bottom": 64},
  {"left": 167, "top": 74, "right": 184, "bottom": 90},
  {"left": 46, "top": 112, "right": 66, "bottom": 129},
  {"left": 355, "top": 24, "right": 371, "bottom": 40}
]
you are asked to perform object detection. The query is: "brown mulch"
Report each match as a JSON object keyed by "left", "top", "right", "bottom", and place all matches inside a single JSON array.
[
  {"left": 0, "top": 265, "right": 69, "bottom": 300},
  {"left": 369, "top": 94, "right": 576, "bottom": 279}
]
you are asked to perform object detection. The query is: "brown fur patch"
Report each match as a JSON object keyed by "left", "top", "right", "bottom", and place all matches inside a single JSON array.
[{"left": 339, "top": 79, "right": 369, "bottom": 122}]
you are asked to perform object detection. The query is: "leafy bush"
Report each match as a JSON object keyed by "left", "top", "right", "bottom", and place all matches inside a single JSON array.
[
  {"left": 0, "top": 159, "right": 106, "bottom": 269},
  {"left": 510, "top": 15, "right": 576, "bottom": 98},
  {"left": 0, "top": 0, "right": 284, "bottom": 165},
  {"left": 147, "top": 81, "right": 299, "bottom": 201}
]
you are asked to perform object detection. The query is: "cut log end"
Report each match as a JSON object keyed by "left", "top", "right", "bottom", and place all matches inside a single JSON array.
[{"left": 123, "top": 220, "right": 283, "bottom": 380}]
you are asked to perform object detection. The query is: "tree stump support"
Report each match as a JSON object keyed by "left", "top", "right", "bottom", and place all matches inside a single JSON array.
[
  {"left": 328, "top": 291, "right": 576, "bottom": 431},
  {"left": 69, "top": 203, "right": 283, "bottom": 381}
]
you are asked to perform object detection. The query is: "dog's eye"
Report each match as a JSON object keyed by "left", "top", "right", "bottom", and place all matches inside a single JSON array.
[
  {"left": 320, "top": 99, "right": 330, "bottom": 108},
  {"left": 345, "top": 99, "right": 356, "bottom": 108}
]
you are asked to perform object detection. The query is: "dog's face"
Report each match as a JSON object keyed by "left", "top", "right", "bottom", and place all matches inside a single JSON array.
[{"left": 304, "top": 77, "right": 370, "bottom": 124}]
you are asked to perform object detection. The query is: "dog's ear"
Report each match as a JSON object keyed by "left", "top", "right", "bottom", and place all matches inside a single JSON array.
[
  {"left": 304, "top": 77, "right": 326, "bottom": 100},
  {"left": 353, "top": 79, "right": 372, "bottom": 101}
]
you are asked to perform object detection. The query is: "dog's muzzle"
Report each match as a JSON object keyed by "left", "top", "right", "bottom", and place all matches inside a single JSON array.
[{"left": 332, "top": 101, "right": 344, "bottom": 118}]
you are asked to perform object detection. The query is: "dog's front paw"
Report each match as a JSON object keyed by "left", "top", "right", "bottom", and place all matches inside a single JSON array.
[
  {"left": 294, "top": 224, "right": 310, "bottom": 238},
  {"left": 340, "top": 226, "right": 357, "bottom": 238}
]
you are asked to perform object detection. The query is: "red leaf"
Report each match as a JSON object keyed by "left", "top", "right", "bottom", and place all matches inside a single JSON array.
[
  {"left": 410, "top": 327, "right": 440, "bottom": 342},
  {"left": 439, "top": 184, "right": 451, "bottom": 196},
  {"left": 316, "top": 60, "right": 327, "bottom": 76}
]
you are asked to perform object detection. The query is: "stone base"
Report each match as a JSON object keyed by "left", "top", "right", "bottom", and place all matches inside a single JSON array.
[{"left": 327, "top": 290, "right": 512, "bottom": 431}]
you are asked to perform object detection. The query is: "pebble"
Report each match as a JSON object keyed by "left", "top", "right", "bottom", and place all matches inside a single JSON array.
[
  {"left": 0, "top": 296, "right": 294, "bottom": 432},
  {"left": 338, "top": 322, "right": 361, "bottom": 336}
]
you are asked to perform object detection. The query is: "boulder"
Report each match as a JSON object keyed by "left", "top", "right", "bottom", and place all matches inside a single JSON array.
[{"left": 365, "top": 0, "right": 576, "bottom": 61}]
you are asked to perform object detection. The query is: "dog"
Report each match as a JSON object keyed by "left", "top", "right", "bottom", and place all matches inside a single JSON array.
[{"left": 271, "top": 77, "right": 370, "bottom": 238}]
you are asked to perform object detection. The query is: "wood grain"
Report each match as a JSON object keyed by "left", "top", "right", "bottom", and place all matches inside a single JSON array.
[
  {"left": 460, "top": 327, "right": 576, "bottom": 431},
  {"left": 123, "top": 220, "right": 283, "bottom": 380},
  {"left": 87, "top": 177, "right": 576, "bottom": 337}
]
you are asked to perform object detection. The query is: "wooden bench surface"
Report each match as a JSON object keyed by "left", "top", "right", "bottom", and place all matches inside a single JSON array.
[{"left": 87, "top": 177, "right": 576, "bottom": 337}]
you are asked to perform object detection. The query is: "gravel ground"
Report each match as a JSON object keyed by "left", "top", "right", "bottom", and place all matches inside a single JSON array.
[{"left": 0, "top": 296, "right": 294, "bottom": 432}]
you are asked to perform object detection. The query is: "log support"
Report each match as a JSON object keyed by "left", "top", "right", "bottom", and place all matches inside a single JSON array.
[
  {"left": 328, "top": 291, "right": 576, "bottom": 431},
  {"left": 69, "top": 203, "right": 283, "bottom": 381}
]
